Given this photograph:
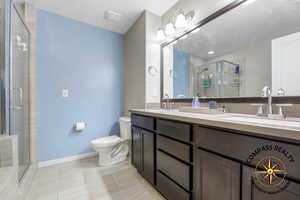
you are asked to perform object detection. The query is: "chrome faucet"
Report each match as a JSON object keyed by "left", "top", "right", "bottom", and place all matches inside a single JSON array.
[
  {"left": 263, "top": 86, "right": 273, "bottom": 115},
  {"left": 252, "top": 87, "right": 293, "bottom": 119},
  {"left": 162, "top": 94, "right": 173, "bottom": 110}
]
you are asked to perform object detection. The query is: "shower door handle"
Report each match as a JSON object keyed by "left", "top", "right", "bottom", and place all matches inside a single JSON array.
[
  {"left": 18, "top": 88, "right": 23, "bottom": 107},
  {"left": 10, "top": 88, "right": 23, "bottom": 110}
]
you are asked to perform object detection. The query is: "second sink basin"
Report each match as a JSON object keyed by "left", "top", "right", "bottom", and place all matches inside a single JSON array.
[{"left": 223, "top": 116, "right": 300, "bottom": 129}]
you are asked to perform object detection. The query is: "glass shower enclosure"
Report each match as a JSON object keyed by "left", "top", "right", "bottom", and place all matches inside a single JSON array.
[
  {"left": 10, "top": 3, "right": 31, "bottom": 181},
  {"left": 0, "top": 0, "right": 31, "bottom": 181},
  {"left": 192, "top": 60, "right": 241, "bottom": 98}
]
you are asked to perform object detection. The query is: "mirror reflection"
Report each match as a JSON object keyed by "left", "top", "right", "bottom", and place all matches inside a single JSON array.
[{"left": 162, "top": 0, "right": 300, "bottom": 99}]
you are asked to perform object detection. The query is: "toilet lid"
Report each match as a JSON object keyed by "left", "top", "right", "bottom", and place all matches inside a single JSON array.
[
  {"left": 91, "top": 136, "right": 121, "bottom": 147},
  {"left": 119, "top": 116, "right": 131, "bottom": 122}
]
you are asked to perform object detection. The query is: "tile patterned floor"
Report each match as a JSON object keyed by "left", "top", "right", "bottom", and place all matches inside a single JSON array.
[{"left": 26, "top": 158, "right": 165, "bottom": 200}]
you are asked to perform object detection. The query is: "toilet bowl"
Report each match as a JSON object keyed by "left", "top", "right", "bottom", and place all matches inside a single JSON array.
[{"left": 91, "top": 117, "right": 131, "bottom": 166}]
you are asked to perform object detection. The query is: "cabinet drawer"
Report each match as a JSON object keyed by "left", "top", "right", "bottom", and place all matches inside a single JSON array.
[
  {"left": 131, "top": 114, "right": 154, "bottom": 131},
  {"left": 196, "top": 126, "right": 300, "bottom": 180},
  {"left": 157, "top": 150, "right": 191, "bottom": 190},
  {"left": 157, "top": 135, "right": 191, "bottom": 162},
  {"left": 157, "top": 119, "right": 191, "bottom": 142},
  {"left": 157, "top": 171, "right": 190, "bottom": 200}
]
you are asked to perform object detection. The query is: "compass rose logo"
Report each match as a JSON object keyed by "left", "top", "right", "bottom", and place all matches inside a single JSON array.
[{"left": 255, "top": 156, "right": 288, "bottom": 188}]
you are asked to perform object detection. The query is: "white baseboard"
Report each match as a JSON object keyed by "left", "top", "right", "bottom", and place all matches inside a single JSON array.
[{"left": 38, "top": 152, "right": 97, "bottom": 168}]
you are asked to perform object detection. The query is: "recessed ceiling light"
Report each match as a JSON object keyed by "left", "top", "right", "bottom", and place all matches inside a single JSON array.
[{"left": 208, "top": 51, "right": 215, "bottom": 55}]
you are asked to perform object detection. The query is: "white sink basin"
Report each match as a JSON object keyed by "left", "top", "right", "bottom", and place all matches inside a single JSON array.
[
  {"left": 223, "top": 116, "right": 300, "bottom": 128},
  {"left": 178, "top": 107, "right": 224, "bottom": 114}
]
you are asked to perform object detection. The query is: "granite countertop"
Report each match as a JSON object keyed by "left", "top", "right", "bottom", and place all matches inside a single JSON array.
[
  {"left": 130, "top": 109, "right": 300, "bottom": 145},
  {"left": 0, "top": 167, "right": 14, "bottom": 193}
]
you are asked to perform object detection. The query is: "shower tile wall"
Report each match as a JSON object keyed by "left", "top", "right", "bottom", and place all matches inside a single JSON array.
[
  {"left": 0, "top": 136, "right": 18, "bottom": 200},
  {"left": 0, "top": 138, "right": 13, "bottom": 167}
]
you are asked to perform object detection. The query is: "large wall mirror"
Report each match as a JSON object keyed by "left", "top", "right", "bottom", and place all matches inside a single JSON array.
[{"left": 161, "top": 0, "right": 300, "bottom": 102}]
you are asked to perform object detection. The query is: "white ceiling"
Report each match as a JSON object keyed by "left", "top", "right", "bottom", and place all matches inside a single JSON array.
[
  {"left": 27, "top": 0, "right": 178, "bottom": 34},
  {"left": 174, "top": 0, "right": 300, "bottom": 60}
]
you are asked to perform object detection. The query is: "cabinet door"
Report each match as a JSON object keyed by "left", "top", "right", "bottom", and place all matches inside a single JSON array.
[
  {"left": 132, "top": 127, "right": 142, "bottom": 171},
  {"left": 141, "top": 129, "right": 155, "bottom": 185},
  {"left": 242, "top": 166, "right": 300, "bottom": 200},
  {"left": 194, "top": 149, "right": 241, "bottom": 200}
]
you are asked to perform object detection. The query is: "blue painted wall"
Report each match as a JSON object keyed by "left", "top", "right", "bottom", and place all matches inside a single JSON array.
[
  {"left": 173, "top": 49, "right": 190, "bottom": 98},
  {"left": 36, "top": 9, "right": 124, "bottom": 162}
]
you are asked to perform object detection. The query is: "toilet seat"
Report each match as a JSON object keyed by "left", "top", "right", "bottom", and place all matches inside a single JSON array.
[{"left": 91, "top": 136, "right": 121, "bottom": 148}]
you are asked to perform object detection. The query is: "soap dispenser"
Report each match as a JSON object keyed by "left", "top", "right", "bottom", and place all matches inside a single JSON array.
[
  {"left": 192, "top": 96, "right": 196, "bottom": 108},
  {"left": 192, "top": 96, "right": 201, "bottom": 108}
]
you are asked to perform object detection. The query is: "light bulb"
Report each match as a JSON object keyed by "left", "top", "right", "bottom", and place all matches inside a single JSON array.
[
  {"left": 165, "top": 22, "right": 175, "bottom": 35},
  {"left": 175, "top": 13, "right": 188, "bottom": 28},
  {"left": 156, "top": 29, "right": 166, "bottom": 41}
]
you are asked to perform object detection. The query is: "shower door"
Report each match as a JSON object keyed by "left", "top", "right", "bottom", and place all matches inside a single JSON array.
[{"left": 10, "top": 4, "right": 30, "bottom": 181}]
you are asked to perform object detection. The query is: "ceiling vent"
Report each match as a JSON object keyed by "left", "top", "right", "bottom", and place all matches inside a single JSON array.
[{"left": 104, "top": 10, "right": 122, "bottom": 22}]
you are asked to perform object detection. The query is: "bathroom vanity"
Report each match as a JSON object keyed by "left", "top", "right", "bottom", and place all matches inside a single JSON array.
[{"left": 130, "top": 109, "right": 300, "bottom": 200}]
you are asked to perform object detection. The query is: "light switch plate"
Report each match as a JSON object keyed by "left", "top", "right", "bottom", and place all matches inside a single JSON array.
[{"left": 62, "top": 89, "right": 69, "bottom": 97}]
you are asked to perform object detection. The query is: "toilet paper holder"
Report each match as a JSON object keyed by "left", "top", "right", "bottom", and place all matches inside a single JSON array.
[{"left": 74, "top": 122, "right": 87, "bottom": 132}]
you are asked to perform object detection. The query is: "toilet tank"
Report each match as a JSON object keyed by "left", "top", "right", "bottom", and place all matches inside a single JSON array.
[{"left": 119, "top": 117, "right": 131, "bottom": 140}]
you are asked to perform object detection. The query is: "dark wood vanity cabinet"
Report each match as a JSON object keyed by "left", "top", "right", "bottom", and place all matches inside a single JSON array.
[
  {"left": 194, "top": 149, "right": 241, "bottom": 200},
  {"left": 194, "top": 125, "right": 300, "bottom": 200},
  {"left": 131, "top": 115, "right": 155, "bottom": 185},
  {"left": 131, "top": 113, "right": 300, "bottom": 200}
]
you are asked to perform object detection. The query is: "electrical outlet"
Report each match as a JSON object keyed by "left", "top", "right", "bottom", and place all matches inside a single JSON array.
[{"left": 62, "top": 89, "right": 69, "bottom": 97}]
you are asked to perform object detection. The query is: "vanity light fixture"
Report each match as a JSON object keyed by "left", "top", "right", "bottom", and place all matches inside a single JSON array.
[
  {"left": 165, "top": 22, "right": 175, "bottom": 35},
  {"left": 175, "top": 12, "right": 188, "bottom": 28},
  {"left": 208, "top": 51, "right": 215, "bottom": 55},
  {"left": 156, "top": 29, "right": 166, "bottom": 41},
  {"left": 156, "top": 9, "right": 195, "bottom": 42}
]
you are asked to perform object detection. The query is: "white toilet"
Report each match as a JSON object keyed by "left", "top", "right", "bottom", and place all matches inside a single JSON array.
[{"left": 91, "top": 117, "right": 131, "bottom": 166}]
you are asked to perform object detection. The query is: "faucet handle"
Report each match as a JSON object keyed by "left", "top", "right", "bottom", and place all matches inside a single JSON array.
[
  {"left": 250, "top": 104, "right": 265, "bottom": 116},
  {"left": 262, "top": 86, "right": 271, "bottom": 97},
  {"left": 277, "top": 88, "right": 286, "bottom": 96},
  {"left": 162, "top": 102, "right": 167, "bottom": 109},
  {"left": 169, "top": 102, "right": 175, "bottom": 110},
  {"left": 275, "top": 104, "right": 293, "bottom": 118}
]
